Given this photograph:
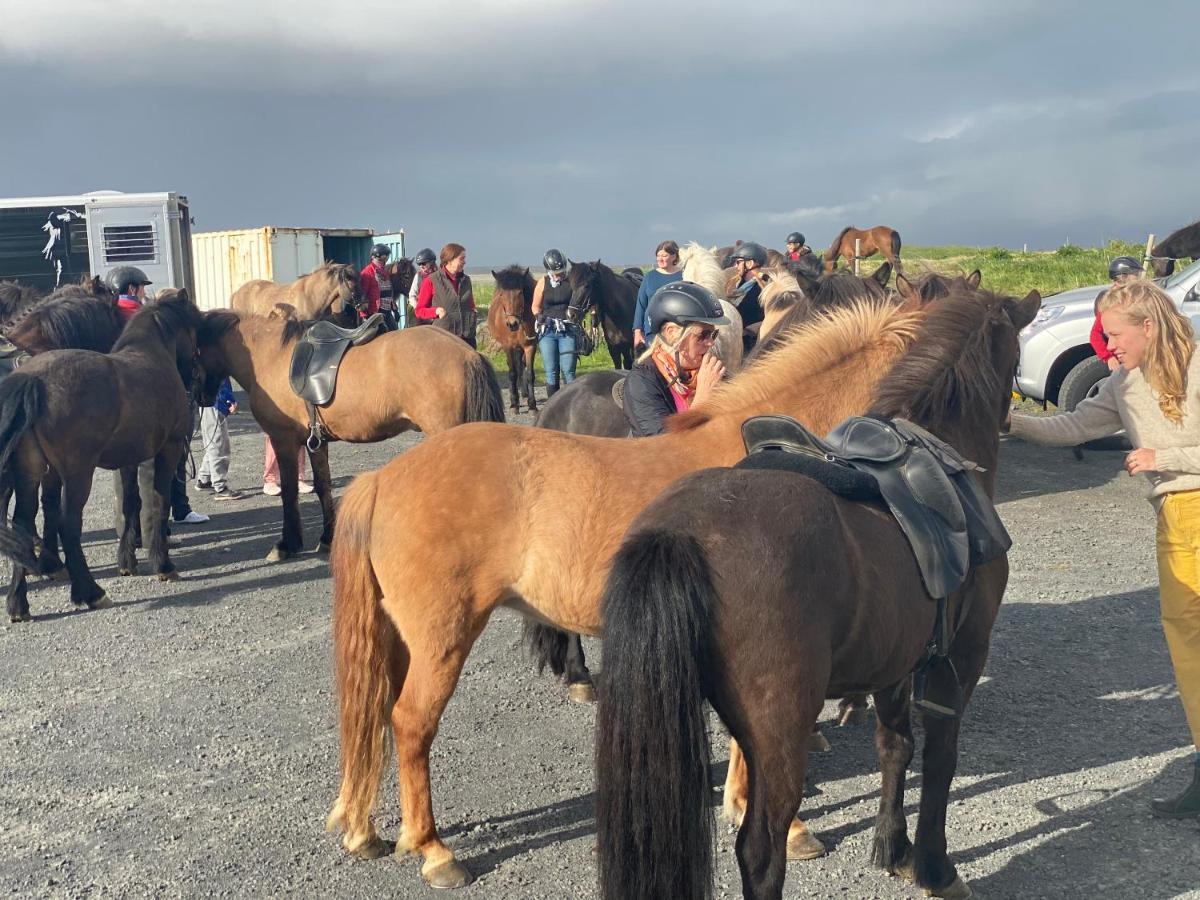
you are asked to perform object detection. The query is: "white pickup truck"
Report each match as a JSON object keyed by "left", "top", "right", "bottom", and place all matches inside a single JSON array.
[{"left": 1016, "top": 258, "right": 1200, "bottom": 409}]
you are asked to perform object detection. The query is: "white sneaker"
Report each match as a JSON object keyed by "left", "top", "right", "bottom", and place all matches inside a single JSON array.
[
  {"left": 298, "top": 481, "right": 314, "bottom": 494},
  {"left": 175, "top": 510, "right": 210, "bottom": 525},
  {"left": 263, "top": 482, "right": 282, "bottom": 496}
]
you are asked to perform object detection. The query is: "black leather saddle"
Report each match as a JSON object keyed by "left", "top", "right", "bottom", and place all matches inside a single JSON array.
[
  {"left": 738, "top": 413, "right": 1010, "bottom": 602},
  {"left": 288, "top": 314, "right": 385, "bottom": 408}
]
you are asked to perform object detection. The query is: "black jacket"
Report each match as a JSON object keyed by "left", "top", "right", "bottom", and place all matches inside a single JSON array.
[{"left": 623, "top": 360, "right": 678, "bottom": 437}]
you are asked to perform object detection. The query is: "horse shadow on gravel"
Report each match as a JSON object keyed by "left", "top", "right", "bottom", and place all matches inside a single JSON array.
[
  {"left": 793, "top": 586, "right": 1196, "bottom": 896},
  {"left": 995, "top": 437, "right": 1126, "bottom": 504}
]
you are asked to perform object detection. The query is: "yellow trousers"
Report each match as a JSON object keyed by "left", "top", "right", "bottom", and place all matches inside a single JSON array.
[{"left": 1155, "top": 491, "right": 1200, "bottom": 747}]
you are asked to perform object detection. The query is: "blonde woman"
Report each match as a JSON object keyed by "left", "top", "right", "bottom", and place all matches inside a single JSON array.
[
  {"left": 1007, "top": 281, "right": 1200, "bottom": 818},
  {"left": 622, "top": 282, "right": 727, "bottom": 437}
]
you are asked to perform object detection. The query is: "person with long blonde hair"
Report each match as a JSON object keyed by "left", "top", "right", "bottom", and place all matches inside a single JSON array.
[{"left": 1008, "top": 280, "right": 1200, "bottom": 818}]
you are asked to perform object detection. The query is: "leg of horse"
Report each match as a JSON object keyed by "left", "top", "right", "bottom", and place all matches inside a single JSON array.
[
  {"left": 838, "top": 693, "right": 872, "bottom": 726},
  {"left": 5, "top": 473, "right": 38, "bottom": 622},
  {"left": 141, "top": 449, "right": 179, "bottom": 581},
  {"left": 869, "top": 682, "right": 916, "bottom": 873},
  {"left": 910, "top": 713, "right": 969, "bottom": 899},
  {"left": 506, "top": 348, "right": 520, "bottom": 413},
  {"left": 58, "top": 469, "right": 109, "bottom": 608},
  {"left": 309, "top": 445, "right": 336, "bottom": 554},
  {"left": 116, "top": 465, "right": 141, "bottom": 576},
  {"left": 563, "top": 633, "right": 595, "bottom": 703},
  {"left": 523, "top": 344, "right": 538, "bottom": 413},
  {"left": 37, "top": 475, "right": 66, "bottom": 578},
  {"left": 723, "top": 737, "right": 824, "bottom": 861},
  {"left": 267, "top": 434, "right": 305, "bottom": 561}
]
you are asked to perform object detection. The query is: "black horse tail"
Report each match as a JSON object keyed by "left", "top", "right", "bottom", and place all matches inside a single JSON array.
[
  {"left": 464, "top": 352, "right": 506, "bottom": 423},
  {"left": 521, "top": 620, "right": 570, "bottom": 677},
  {"left": 0, "top": 374, "right": 44, "bottom": 569},
  {"left": 596, "top": 530, "right": 715, "bottom": 900},
  {"left": 890, "top": 228, "right": 903, "bottom": 258}
]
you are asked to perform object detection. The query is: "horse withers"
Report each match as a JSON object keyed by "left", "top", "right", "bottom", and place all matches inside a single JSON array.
[
  {"left": 486, "top": 266, "right": 539, "bottom": 413},
  {"left": 595, "top": 285, "right": 1040, "bottom": 900}
]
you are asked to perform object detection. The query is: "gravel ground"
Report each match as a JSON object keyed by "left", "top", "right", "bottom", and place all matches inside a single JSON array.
[{"left": 1, "top": 390, "right": 1198, "bottom": 900}]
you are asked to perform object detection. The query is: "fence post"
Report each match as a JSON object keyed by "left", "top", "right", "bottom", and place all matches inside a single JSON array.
[
  {"left": 854, "top": 238, "right": 861, "bottom": 276},
  {"left": 1144, "top": 233, "right": 1156, "bottom": 271}
]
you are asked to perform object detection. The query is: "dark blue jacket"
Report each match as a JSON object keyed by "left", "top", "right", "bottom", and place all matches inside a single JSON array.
[
  {"left": 215, "top": 378, "right": 236, "bottom": 417},
  {"left": 632, "top": 269, "right": 684, "bottom": 338}
]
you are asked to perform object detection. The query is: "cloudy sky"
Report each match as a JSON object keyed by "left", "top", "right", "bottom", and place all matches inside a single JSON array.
[{"left": 1, "top": 0, "right": 1194, "bottom": 265}]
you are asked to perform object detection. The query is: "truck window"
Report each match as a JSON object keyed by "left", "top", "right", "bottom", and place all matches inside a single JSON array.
[{"left": 102, "top": 223, "right": 158, "bottom": 264}]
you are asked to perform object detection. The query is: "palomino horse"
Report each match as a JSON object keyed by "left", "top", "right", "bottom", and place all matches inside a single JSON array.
[
  {"left": 230, "top": 263, "right": 363, "bottom": 322},
  {"left": 486, "top": 266, "right": 538, "bottom": 413},
  {"left": 595, "top": 285, "right": 1040, "bottom": 900},
  {"left": 0, "top": 292, "right": 204, "bottom": 621},
  {"left": 1150, "top": 219, "right": 1200, "bottom": 277},
  {"left": 196, "top": 313, "right": 506, "bottom": 561},
  {"left": 678, "top": 243, "right": 745, "bottom": 371},
  {"left": 325, "top": 293, "right": 938, "bottom": 889},
  {"left": 565, "top": 260, "right": 639, "bottom": 369},
  {"left": 825, "top": 225, "right": 902, "bottom": 274}
]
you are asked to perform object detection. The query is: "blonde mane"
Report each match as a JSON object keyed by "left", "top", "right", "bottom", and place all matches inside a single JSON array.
[
  {"left": 670, "top": 299, "right": 922, "bottom": 430},
  {"left": 678, "top": 242, "right": 727, "bottom": 298}
]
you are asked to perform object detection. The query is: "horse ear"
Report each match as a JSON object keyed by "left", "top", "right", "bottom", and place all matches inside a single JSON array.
[
  {"left": 176, "top": 287, "right": 191, "bottom": 304},
  {"left": 1011, "top": 290, "right": 1041, "bottom": 330},
  {"left": 523, "top": 268, "right": 531, "bottom": 277},
  {"left": 491, "top": 270, "right": 499, "bottom": 279},
  {"left": 966, "top": 269, "right": 982, "bottom": 288},
  {"left": 872, "top": 262, "right": 892, "bottom": 287},
  {"left": 895, "top": 274, "right": 919, "bottom": 305}
]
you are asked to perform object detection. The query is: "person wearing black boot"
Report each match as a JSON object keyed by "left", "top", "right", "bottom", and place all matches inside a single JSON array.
[{"left": 531, "top": 248, "right": 576, "bottom": 398}]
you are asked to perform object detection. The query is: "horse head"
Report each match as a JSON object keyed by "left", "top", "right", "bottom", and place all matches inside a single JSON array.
[
  {"left": 144, "top": 288, "right": 206, "bottom": 399},
  {"left": 491, "top": 267, "right": 532, "bottom": 333},
  {"left": 329, "top": 263, "right": 365, "bottom": 312},
  {"left": 566, "top": 261, "right": 599, "bottom": 326},
  {"left": 390, "top": 257, "right": 417, "bottom": 295}
]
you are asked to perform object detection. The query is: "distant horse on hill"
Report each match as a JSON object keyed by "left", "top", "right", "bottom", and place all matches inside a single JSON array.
[{"left": 825, "top": 225, "right": 902, "bottom": 274}]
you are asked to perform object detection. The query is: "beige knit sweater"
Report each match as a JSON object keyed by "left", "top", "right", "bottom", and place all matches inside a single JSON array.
[{"left": 1010, "top": 345, "right": 1200, "bottom": 504}]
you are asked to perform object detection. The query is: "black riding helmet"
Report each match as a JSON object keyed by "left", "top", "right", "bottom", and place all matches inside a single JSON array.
[
  {"left": 543, "top": 248, "right": 569, "bottom": 273},
  {"left": 107, "top": 265, "right": 152, "bottom": 295},
  {"left": 648, "top": 281, "right": 731, "bottom": 335},
  {"left": 415, "top": 248, "right": 436, "bottom": 266},
  {"left": 730, "top": 241, "right": 768, "bottom": 267},
  {"left": 371, "top": 243, "right": 391, "bottom": 260},
  {"left": 786, "top": 231, "right": 805, "bottom": 246},
  {"left": 1108, "top": 256, "right": 1143, "bottom": 279}
]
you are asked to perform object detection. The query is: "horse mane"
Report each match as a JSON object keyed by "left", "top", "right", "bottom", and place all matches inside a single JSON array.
[
  {"left": 1155, "top": 219, "right": 1200, "bottom": 257},
  {"left": 671, "top": 300, "right": 922, "bottom": 431},
  {"left": 870, "top": 288, "right": 1010, "bottom": 434},
  {"left": 679, "top": 243, "right": 727, "bottom": 299},
  {"left": 113, "top": 291, "right": 202, "bottom": 351},
  {"left": 812, "top": 270, "right": 888, "bottom": 310},
  {"left": 5, "top": 289, "right": 124, "bottom": 353},
  {"left": 826, "top": 226, "right": 853, "bottom": 257},
  {"left": 493, "top": 265, "right": 531, "bottom": 292}
]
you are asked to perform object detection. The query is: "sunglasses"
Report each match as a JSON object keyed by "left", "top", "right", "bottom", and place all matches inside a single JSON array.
[{"left": 692, "top": 328, "right": 718, "bottom": 342}]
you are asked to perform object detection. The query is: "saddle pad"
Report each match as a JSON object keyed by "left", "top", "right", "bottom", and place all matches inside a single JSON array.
[{"left": 734, "top": 449, "right": 881, "bottom": 501}]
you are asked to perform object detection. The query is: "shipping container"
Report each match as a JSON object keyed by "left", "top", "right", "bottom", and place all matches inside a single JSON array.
[
  {"left": 0, "top": 190, "right": 193, "bottom": 296},
  {"left": 190, "top": 226, "right": 376, "bottom": 310}
]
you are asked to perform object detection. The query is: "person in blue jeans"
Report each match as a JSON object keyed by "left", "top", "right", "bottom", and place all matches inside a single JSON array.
[
  {"left": 531, "top": 248, "right": 577, "bottom": 397},
  {"left": 631, "top": 240, "right": 683, "bottom": 353}
]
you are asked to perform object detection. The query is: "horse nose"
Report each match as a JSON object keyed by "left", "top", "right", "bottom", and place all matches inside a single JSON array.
[{"left": 505, "top": 318, "right": 520, "bottom": 331}]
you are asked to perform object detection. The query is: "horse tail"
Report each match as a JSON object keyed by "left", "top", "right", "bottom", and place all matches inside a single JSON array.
[
  {"left": 326, "top": 469, "right": 401, "bottom": 855},
  {"left": 463, "top": 352, "right": 506, "bottom": 423},
  {"left": 521, "top": 620, "right": 571, "bottom": 677},
  {"left": 596, "top": 529, "right": 715, "bottom": 900},
  {"left": 0, "top": 374, "right": 44, "bottom": 569},
  {"left": 890, "top": 228, "right": 902, "bottom": 258}
]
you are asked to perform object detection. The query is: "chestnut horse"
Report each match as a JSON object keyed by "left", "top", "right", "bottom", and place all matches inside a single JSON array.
[
  {"left": 825, "top": 225, "right": 902, "bottom": 274},
  {"left": 486, "top": 265, "right": 538, "bottom": 413},
  {"left": 325, "top": 293, "right": 939, "bottom": 889},
  {"left": 595, "top": 285, "right": 1040, "bottom": 900},
  {"left": 196, "top": 313, "right": 505, "bottom": 561},
  {"left": 230, "top": 263, "right": 363, "bottom": 321}
]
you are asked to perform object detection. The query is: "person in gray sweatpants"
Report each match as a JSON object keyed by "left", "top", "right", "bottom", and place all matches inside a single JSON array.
[{"left": 195, "top": 378, "right": 244, "bottom": 500}]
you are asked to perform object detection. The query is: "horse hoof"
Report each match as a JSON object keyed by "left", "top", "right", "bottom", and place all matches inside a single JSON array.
[
  {"left": 808, "top": 730, "right": 832, "bottom": 753},
  {"left": 422, "top": 859, "right": 473, "bottom": 890},
  {"left": 41, "top": 566, "right": 69, "bottom": 582},
  {"left": 9, "top": 612, "right": 32, "bottom": 623},
  {"left": 350, "top": 837, "right": 391, "bottom": 861},
  {"left": 119, "top": 566, "right": 137, "bottom": 577},
  {"left": 88, "top": 594, "right": 112, "bottom": 610},
  {"left": 786, "top": 828, "right": 826, "bottom": 861},
  {"left": 156, "top": 570, "right": 180, "bottom": 583},
  {"left": 568, "top": 681, "right": 597, "bottom": 704},
  {"left": 925, "top": 875, "right": 972, "bottom": 899},
  {"left": 317, "top": 542, "right": 331, "bottom": 556},
  {"left": 838, "top": 704, "right": 872, "bottom": 727}
]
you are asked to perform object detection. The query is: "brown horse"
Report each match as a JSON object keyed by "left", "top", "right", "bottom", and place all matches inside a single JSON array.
[
  {"left": 486, "top": 265, "right": 538, "bottom": 413},
  {"left": 387, "top": 257, "right": 417, "bottom": 303},
  {"left": 825, "top": 225, "right": 902, "bottom": 274},
  {"left": 229, "top": 263, "right": 363, "bottom": 321},
  {"left": 595, "top": 285, "right": 1040, "bottom": 900},
  {"left": 324, "top": 292, "right": 939, "bottom": 889},
  {"left": 0, "top": 292, "right": 204, "bottom": 621},
  {"left": 196, "top": 313, "right": 506, "bottom": 561}
]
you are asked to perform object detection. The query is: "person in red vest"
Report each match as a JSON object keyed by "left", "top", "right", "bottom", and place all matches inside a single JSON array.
[
  {"left": 108, "top": 265, "right": 153, "bottom": 322},
  {"left": 359, "top": 244, "right": 398, "bottom": 330},
  {"left": 414, "top": 243, "right": 477, "bottom": 347},
  {"left": 784, "top": 231, "right": 811, "bottom": 261}
]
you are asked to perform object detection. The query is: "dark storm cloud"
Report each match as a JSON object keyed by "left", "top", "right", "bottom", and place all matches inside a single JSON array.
[{"left": 0, "top": 0, "right": 1194, "bottom": 265}]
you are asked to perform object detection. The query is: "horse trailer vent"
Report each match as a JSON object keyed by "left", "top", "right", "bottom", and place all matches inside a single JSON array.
[{"left": 102, "top": 223, "right": 158, "bottom": 263}]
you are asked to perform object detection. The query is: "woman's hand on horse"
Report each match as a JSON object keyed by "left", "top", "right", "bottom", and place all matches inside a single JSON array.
[
  {"left": 435, "top": 307, "right": 446, "bottom": 319},
  {"left": 1125, "top": 448, "right": 1157, "bottom": 476}
]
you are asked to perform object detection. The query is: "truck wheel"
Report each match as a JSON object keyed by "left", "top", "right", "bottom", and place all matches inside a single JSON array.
[{"left": 1058, "top": 355, "right": 1110, "bottom": 411}]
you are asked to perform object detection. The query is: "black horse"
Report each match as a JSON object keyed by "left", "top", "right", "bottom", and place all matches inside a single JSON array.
[
  {"left": 595, "top": 284, "right": 1040, "bottom": 900},
  {"left": 0, "top": 291, "right": 204, "bottom": 621},
  {"left": 566, "top": 260, "right": 639, "bottom": 369},
  {"left": 1150, "top": 219, "right": 1200, "bottom": 277}
]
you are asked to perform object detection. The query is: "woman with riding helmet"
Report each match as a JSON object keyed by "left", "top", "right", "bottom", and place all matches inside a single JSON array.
[
  {"left": 623, "top": 281, "right": 728, "bottom": 437},
  {"left": 414, "top": 243, "right": 477, "bottom": 347},
  {"left": 785, "top": 231, "right": 811, "bottom": 261},
  {"left": 530, "top": 248, "right": 577, "bottom": 396},
  {"left": 360, "top": 243, "right": 397, "bottom": 329}
]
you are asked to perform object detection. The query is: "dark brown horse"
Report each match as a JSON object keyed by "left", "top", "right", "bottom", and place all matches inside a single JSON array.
[
  {"left": 0, "top": 291, "right": 204, "bottom": 621},
  {"left": 825, "top": 225, "right": 902, "bottom": 274},
  {"left": 196, "top": 312, "right": 506, "bottom": 561},
  {"left": 595, "top": 284, "right": 1040, "bottom": 900},
  {"left": 565, "top": 260, "right": 638, "bottom": 369},
  {"left": 486, "top": 266, "right": 538, "bottom": 413},
  {"left": 387, "top": 257, "right": 417, "bottom": 303},
  {"left": 1150, "top": 220, "right": 1200, "bottom": 277}
]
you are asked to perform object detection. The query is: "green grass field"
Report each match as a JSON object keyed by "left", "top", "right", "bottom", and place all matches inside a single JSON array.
[{"left": 472, "top": 240, "right": 1152, "bottom": 377}]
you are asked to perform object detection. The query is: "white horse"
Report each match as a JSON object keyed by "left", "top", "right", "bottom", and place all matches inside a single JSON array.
[{"left": 678, "top": 242, "right": 743, "bottom": 371}]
